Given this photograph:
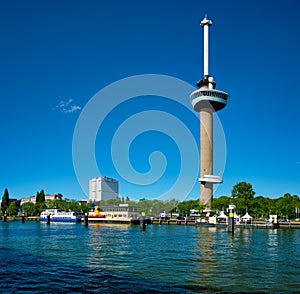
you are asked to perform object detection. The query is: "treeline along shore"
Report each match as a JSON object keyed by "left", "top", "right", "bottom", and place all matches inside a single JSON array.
[{"left": 1, "top": 182, "right": 300, "bottom": 223}]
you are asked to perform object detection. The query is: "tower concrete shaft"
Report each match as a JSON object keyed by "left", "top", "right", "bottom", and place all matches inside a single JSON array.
[
  {"left": 200, "top": 109, "right": 213, "bottom": 208},
  {"left": 190, "top": 16, "right": 229, "bottom": 210}
]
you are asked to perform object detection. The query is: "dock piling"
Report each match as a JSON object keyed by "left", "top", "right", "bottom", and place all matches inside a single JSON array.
[
  {"left": 84, "top": 213, "right": 88, "bottom": 227},
  {"left": 140, "top": 213, "right": 146, "bottom": 231},
  {"left": 228, "top": 204, "right": 235, "bottom": 234},
  {"left": 47, "top": 214, "right": 51, "bottom": 225}
]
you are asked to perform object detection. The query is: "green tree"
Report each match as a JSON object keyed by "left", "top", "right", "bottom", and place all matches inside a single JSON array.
[
  {"left": 78, "top": 201, "right": 92, "bottom": 213},
  {"left": 231, "top": 197, "right": 245, "bottom": 216},
  {"left": 21, "top": 202, "right": 35, "bottom": 216},
  {"left": 138, "top": 198, "right": 153, "bottom": 215},
  {"left": 7, "top": 201, "right": 18, "bottom": 216},
  {"left": 177, "top": 200, "right": 201, "bottom": 216},
  {"left": 39, "top": 189, "right": 45, "bottom": 202},
  {"left": 105, "top": 198, "right": 118, "bottom": 205},
  {"left": 34, "top": 189, "right": 47, "bottom": 215},
  {"left": 36, "top": 190, "right": 45, "bottom": 203},
  {"left": 249, "top": 196, "right": 271, "bottom": 218},
  {"left": 33, "top": 202, "right": 46, "bottom": 216},
  {"left": 166, "top": 199, "right": 181, "bottom": 216},
  {"left": 122, "top": 198, "right": 137, "bottom": 207},
  {"left": 36, "top": 191, "right": 41, "bottom": 203},
  {"left": 148, "top": 199, "right": 164, "bottom": 217},
  {"left": 212, "top": 196, "right": 231, "bottom": 211},
  {"left": 292, "top": 195, "right": 300, "bottom": 219},
  {"left": 231, "top": 182, "right": 255, "bottom": 214},
  {"left": 51, "top": 199, "right": 66, "bottom": 210},
  {"left": 275, "top": 193, "right": 299, "bottom": 219},
  {"left": 65, "top": 199, "right": 84, "bottom": 212},
  {"left": 1, "top": 188, "right": 10, "bottom": 214}
]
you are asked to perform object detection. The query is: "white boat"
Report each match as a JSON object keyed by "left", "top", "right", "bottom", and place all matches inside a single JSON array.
[{"left": 40, "top": 209, "right": 82, "bottom": 223}]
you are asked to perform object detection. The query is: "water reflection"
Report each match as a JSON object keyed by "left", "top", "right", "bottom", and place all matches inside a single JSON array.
[
  {"left": 192, "top": 227, "right": 300, "bottom": 293},
  {"left": 193, "top": 227, "right": 224, "bottom": 289},
  {"left": 1, "top": 222, "right": 300, "bottom": 293},
  {"left": 85, "top": 223, "right": 133, "bottom": 271}
]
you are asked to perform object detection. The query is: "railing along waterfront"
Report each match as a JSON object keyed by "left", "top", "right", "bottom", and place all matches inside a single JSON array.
[{"left": 150, "top": 218, "right": 196, "bottom": 225}]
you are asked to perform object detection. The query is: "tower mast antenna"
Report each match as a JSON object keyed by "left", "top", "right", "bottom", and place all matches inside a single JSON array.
[{"left": 200, "top": 16, "right": 213, "bottom": 84}]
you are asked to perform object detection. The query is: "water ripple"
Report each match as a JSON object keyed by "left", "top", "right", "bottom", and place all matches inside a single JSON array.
[{"left": 0, "top": 222, "right": 299, "bottom": 293}]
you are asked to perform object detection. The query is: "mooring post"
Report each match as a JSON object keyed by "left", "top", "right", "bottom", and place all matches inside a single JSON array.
[
  {"left": 21, "top": 214, "right": 25, "bottom": 224},
  {"left": 47, "top": 213, "right": 51, "bottom": 225},
  {"left": 3, "top": 212, "right": 7, "bottom": 222},
  {"left": 84, "top": 212, "right": 88, "bottom": 227},
  {"left": 228, "top": 204, "right": 235, "bottom": 233},
  {"left": 140, "top": 212, "right": 146, "bottom": 231}
]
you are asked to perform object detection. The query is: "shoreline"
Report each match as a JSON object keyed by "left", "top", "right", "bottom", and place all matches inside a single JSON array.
[{"left": 1, "top": 217, "right": 300, "bottom": 228}]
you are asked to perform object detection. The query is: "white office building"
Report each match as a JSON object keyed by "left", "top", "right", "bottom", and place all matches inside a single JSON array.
[{"left": 89, "top": 176, "right": 119, "bottom": 202}]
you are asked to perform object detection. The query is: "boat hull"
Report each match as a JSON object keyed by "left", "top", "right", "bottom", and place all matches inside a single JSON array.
[
  {"left": 87, "top": 217, "right": 136, "bottom": 224},
  {"left": 40, "top": 217, "right": 81, "bottom": 223}
]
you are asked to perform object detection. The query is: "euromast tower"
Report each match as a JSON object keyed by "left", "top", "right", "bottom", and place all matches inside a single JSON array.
[{"left": 190, "top": 17, "right": 229, "bottom": 209}]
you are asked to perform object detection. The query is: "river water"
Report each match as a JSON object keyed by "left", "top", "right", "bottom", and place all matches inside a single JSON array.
[{"left": 0, "top": 221, "right": 299, "bottom": 293}]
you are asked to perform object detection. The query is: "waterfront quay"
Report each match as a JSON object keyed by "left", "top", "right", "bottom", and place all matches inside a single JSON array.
[
  {"left": 277, "top": 221, "right": 300, "bottom": 228},
  {"left": 120, "top": 217, "right": 300, "bottom": 229},
  {"left": 150, "top": 218, "right": 196, "bottom": 226},
  {"left": 150, "top": 218, "right": 300, "bottom": 229},
  {"left": 1, "top": 216, "right": 300, "bottom": 228}
]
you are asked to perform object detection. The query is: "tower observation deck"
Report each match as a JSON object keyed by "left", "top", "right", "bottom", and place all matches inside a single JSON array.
[{"left": 190, "top": 16, "right": 229, "bottom": 209}]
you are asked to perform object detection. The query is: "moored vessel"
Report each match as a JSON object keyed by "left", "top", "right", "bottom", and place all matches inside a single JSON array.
[
  {"left": 40, "top": 209, "right": 82, "bottom": 223},
  {"left": 86, "top": 204, "right": 140, "bottom": 224},
  {"left": 87, "top": 205, "right": 106, "bottom": 222}
]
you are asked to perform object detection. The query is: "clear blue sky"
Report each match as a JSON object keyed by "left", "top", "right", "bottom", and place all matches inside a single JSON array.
[{"left": 0, "top": 0, "right": 299, "bottom": 201}]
